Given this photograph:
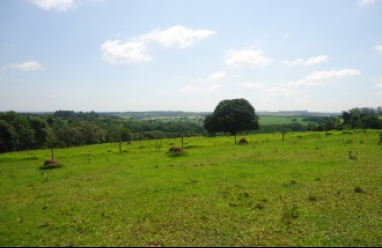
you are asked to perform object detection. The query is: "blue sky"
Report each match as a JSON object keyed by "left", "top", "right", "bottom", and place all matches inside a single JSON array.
[{"left": 0, "top": 0, "right": 381, "bottom": 113}]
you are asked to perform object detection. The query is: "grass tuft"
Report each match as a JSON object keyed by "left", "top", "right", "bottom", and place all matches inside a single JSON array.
[{"left": 354, "top": 186, "right": 365, "bottom": 193}]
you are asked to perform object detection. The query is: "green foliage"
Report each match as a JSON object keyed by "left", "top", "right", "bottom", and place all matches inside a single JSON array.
[
  {"left": 204, "top": 98, "right": 259, "bottom": 143},
  {"left": 0, "top": 111, "right": 206, "bottom": 153},
  {"left": 0, "top": 120, "right": 19, "bottom": 152}
]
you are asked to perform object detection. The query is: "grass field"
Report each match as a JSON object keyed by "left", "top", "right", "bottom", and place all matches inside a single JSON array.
[
  {"left": 0, "top": 130, "right": 381, "bottom": 246},
  {"left": 258, "top": 115, "right": 313, "bottom": 126},
  {"left": 123, "top": 114, "right": 315, "bottom": 126}
]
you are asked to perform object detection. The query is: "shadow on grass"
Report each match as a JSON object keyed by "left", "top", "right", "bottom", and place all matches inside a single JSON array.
[
  {"left": 166, "top": 151, "right": 188, "bottom": 158},
  {"left": 38, "top": 164, "right": 64, "bottom": 170}
]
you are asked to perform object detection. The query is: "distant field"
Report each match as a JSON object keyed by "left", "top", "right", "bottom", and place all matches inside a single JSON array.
[
  {"left": 1, "top": 130, "right": 381, "bottom": 246},
  {"left": 258, "top": 115, "right": 313, "bottom": 126},
  {"left": 116, "top": 113, "right": 317, "bottom": 127}
]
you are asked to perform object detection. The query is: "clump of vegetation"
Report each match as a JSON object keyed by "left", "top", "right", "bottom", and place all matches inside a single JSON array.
[
  {"left": 254, "top": 202, "right": 265, "bottom": 210},
  {"left": 354, "top": 186, "right": 365, "bottom": 193},
  {"left": 281, "top": 204, "right": 300, "bottom": 225},
  {"left": 282, "top": 180, "right": 297, "bottom": 187},
  {"left": 308, "top": 194, "right": 318, "bottom": 202},
  {"left": 349, "top": 151, "right": 357, "bottom": 160}
]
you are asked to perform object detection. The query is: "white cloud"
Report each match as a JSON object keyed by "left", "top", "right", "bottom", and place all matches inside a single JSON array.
[
  {"left": 375, "top": 83, "right": 382, "bottom": 88},
  {"left": 283, "top": 55, "right": 328, "bottom": 66},
  {"left": 0, "top": 67, "right": 6, "bottom": 72},
  {"left": 197, "top": 71, "right": 226, "bottom": 82},
  {"left": 239, "top": 82, "right": 265, "bottom": 89},
  {"left": 207, "top": 71, "right": 226, "bottom": 81},
  {"left": 289, "top": 69, "right": 361, "bottom": 86},
  {"left": 283, "top": 58, "right": 303, "bottom": 65},
  {"left": 140, "top": 25, "right": 216, "bottom": 49},
  {"left": 10, "top": 61, "right": 44, "bottom": 71},
  {"left": 304, "top": 55, "right": 328, "bottom": 65},
  {"left": 225, "top": 49, "right": 273, "bottom": 68},
  {"left": 30, "top": 0, "right": 76, "bottom": 11},
  {"left": 375, "top": 45, "right": 382, "bottom": 52},
  {"left": 101, "top": 40, "right": 152, "bottom": 64},
  {"left": 179, "top": 85, "right": 201, "bottom": 92},
  {"left": 102, "top": 25, "right": 216, "bottom": 64}
]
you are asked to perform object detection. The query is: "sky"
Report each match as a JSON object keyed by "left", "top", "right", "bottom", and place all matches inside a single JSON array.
[{"left": 0, "top": 0, "right": 381, "bottom": 113}]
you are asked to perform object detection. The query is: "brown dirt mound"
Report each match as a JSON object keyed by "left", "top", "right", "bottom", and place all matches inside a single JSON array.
[
  {"left": 168, "top": 146, "right": 184, "bottom": 153},
  {"left": 44, "top": 158, "right": 60, "bottom": 165},
  {"left": 238, "top": 137, "right": 248, "bottom": 143}
]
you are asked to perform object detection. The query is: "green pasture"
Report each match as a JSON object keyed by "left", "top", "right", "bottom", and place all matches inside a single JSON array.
[
  {"left": 140, "top": 115, "right": 202, "bottom": 124},
  {"left": 1, "top": 130, "right": 382, "bottom": 246},
  {"left": 136, "top": 114, "right": 314, "bottom": 126},
  {"left": 258, "top": 115, "right": 312, "bottom": 126}
]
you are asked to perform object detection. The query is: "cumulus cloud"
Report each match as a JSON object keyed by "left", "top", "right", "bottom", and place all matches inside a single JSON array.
[
  {"left": 288, "top": 69, "right": 361, "bottom": 86},
  {"left": 375, "top": 83, "right": 382, "bottom": 88},
  {"left": 101, "top": 25, "right": 216, "bottom": 64},
  {"left": 304, "top": 55, "right": 328, "bottom": 65},
  {"left": 101, "top": 40, "right": 152, "bottom": 64},
  {"left": 283, "top": 55, "right": 328, "bottom": 65},
  {"left": 225, "top": 49, "right": 273, "bottom": 68},
  {"left": 238, "top": 82, "right": 265, "bottom": 89},
  {"left": 30, "top": 0, "right": 76, "bottom": 11},
  {"left": 375, "top": 45, "right": 382, "bottom": 52},
  {"left": 197, "top": 71, "right": 226, "bottom": 82},
  {"left": 140, "top": 25, "right": 216, "bottom": 49},
  {"left": 10, "top": 61, "right": 44, "bottom": 71}
]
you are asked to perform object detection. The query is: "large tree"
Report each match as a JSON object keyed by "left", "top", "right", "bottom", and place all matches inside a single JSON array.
[{"left": 204, "top": 98, "right": 260, "bottom": 143}]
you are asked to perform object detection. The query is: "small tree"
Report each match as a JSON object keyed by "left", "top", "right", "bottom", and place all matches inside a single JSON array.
[{"left": 204, "top": 98, "right": 260, "bottom": 143}]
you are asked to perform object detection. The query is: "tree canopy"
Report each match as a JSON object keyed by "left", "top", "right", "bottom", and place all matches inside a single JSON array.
[{"left": 204, "top": 98, "right": 260, "bottom": 143}]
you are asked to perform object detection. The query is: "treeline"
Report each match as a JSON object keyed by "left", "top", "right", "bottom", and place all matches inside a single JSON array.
[
  {"left": 252, "top": 106, "right": 382, "bottom": 134},
  {"left": 306, "top": 107, "right": 382, "bottom": 131},
  {"left": 0, "top": 110, "right": 205, "bottom": 153}
]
